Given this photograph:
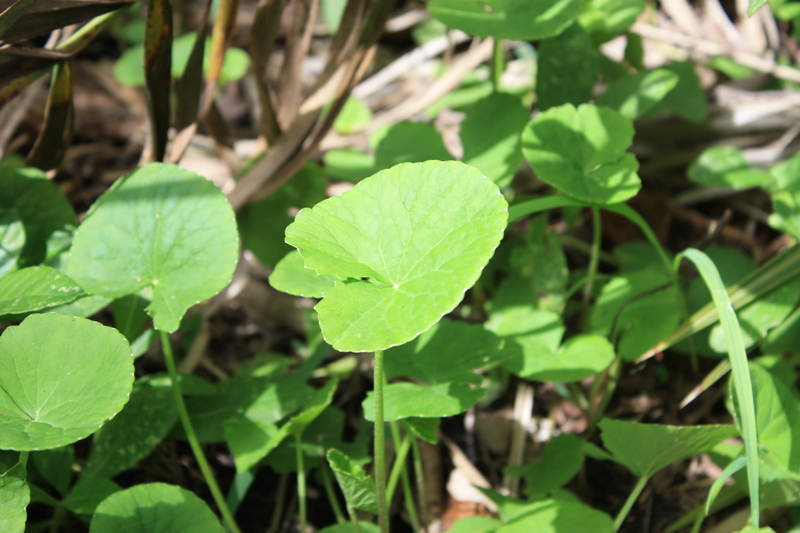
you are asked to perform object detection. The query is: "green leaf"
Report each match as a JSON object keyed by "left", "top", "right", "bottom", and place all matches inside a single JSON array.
[
  {"left": 89, "top": 483, "right": 224, "bottom": 533},
  {"left": 536, "top": 23, "right": 599, "bottom": 111},
  {"left": 401, "top": 417, "right": 440, "bottom": 444},
  {"left": 577, "top": 0, "right": 644, "bottom": 43},
  {"left": 0, "top": 266, "right": 84, "bottom": 315},
  {"left": 114, "top": 32, "right": 250, "bottom": 88},
  {"left": 748, "top": 0, "right": 768, "bottom": 16},
  {"left": 383, "top": 319, "right": 514, "bottom": 383},
  {"left": 269, "top": 250, "right": 338, "bottom": 298},
  {"left": 238, "top": 162, "right": 327, "bottom": 268},
  {"left": 333, "top": 98, "right": 372, "bottom": 135},
  {"left": 67, "top": 163, "right": 239, "bottom": 333},
  {"left": 373, "top": 122, "right": 451, "bottom": 170},
  {"left": 83, "top": 376, "right": 179, "bottom": 480},
  {"left": 599, "top": 419, "right": 739, "bottom": 478},
  {"left": 62, "top": 476, "right": 121, "bottom": 515},
  {"left": 428, "top": 0, "right": 584, "bottom": 40},
  {"left": 486, "top": 306, "right": 564, "bottom": 376},
  {"left": 450, "top": 516, "right": 502, "bottom": 533},
  {"left": 0, "top": 313, "right": 133, "bottom": 451},
  {"left": 225, "top": 380, "right": 337, "bottom": 472},
  {"left": 364, "top": 380, "right": 485, "bottom": 421},
  {"left": 460, "top": 92, "right": 530, "bottom": 188},
  {"left": 31, "top": 446, "right": 73, "bottom": 496},
  {"left": 497, "top": 499, "right": 613, "bottom": 533},
  {"left": 529, "top": 334, "right": 615, "bottom": 382},
  {"left": 642, "top": 62, "right": 708, "bottom": 123},
  {"left": 0, "top": 165, "right": 74, "bottom": 268},
  {"left": 112, "top": 294, "right": 151, "bottom": 343},
  {"left": 285, "top": 161, "right": 508, "bottom": 352},
  {"left": 319, "top": 523, "right": 380, "bottom": 533},
  {"left": 687, "top": 147, "right": 769, "bottom": 190},
  {"left": 323, "top": 149, "right": 375, "bottom": 183},
  {"left": 0, "top": 209, "right": 25, "bottom": 277},
  {"left": 596, "top": 69, "right": 680, "bottom": 120},
  {"left": 327, "top": 448, "right": 378, "bottom": 514},
  {"left": 505, "top": 434, "right": 584, "bottom": 497},
  {"left": 590, "top": 268, "right": 682, "bottom": 361},
  {"left": 521, "top": 103, "right": 640, "bottom": 204},
  {"left": 0, "top": 463, "right": 28, "bottom": 533}
]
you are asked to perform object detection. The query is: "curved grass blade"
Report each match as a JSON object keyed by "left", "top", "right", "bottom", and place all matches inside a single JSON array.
[
  {"left": 679, "top": 248, "right": 760, "bottom": 529},
  {"left": 0, "top": 0, "right": 37, "bottom": 38},
  {"left": 27, "top": 59, "right": 73, "bottom": 170},
  {"left": 144, "top": 0, "right": 172, "bottom": 163}
]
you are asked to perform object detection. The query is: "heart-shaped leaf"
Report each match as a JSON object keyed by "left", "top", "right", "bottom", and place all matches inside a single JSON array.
[
  {"left": 428, "top": 0, "right": 584, "bottom": 41},
  {"left": 67, "top": 163, "right": 239, "bottom": 333},
  {"left": 0, "top": 314, "right": 133, "bottom": 451},
  {"left": 285, "top": 161, "right": 508, "bottom": 352},
  {"left": 522, "top": 103, "right": 640, "bottom": 204},
  {"left": 599, "top": 419, "right": 739, "bottom": 478},
  {"left": 90, "top": 483, "right": 224, "bottom": 533},
  {"left": 0, "top": 266, "right": 84, "bottom": 315}
]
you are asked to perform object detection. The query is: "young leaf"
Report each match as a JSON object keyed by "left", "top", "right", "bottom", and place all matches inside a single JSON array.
[
  {"left": 598, "top": 419, "right": 739, "bottom": 478},
  {"left": 0, "top": 463, "right": 28, "bottom": 533},
  {"left": 327, "top": 448, "right": 378, "bottom": 514},
  {"left": 67, "top": 163, "right": 239, "bottom": 333},
  {"left": 0, "top": 266, "right": 84, "bottom": 315},
  {"left": 537, "top": 23, "right": 599, "bottom": 110},
  {"left": 428, "top": 0, "right": 583, "bottom": 40},
  {"left": 269, "top": 250, "right": 338, "bottom": 298},
  {"left": 89, "top": 482, "right": 224, "bottom": 533},
  {"left": 687, "top": 147, "right": 769, "bottom": 190},
  {"left": 0, "top": 313, "right": 133, "bottom": 451},
  {"left": 0, "top": 165, "right": 74, "bottom": 267},
  {"left": 521, "top": 103, "right": 640, "bottom": 204},
  {"left": 284, "top": 161, "right": 508, "bottom": 352},
  {"left": 505, "top": 434, "right": 585, "bottom": 497}
]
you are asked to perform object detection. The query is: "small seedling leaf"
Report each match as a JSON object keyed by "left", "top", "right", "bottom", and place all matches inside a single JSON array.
[
  {"left": 67, "top": 163, "right": 239, "bottom": 333},
  {"left": 522, "top": 104, "right": 641, "bottom": 204},
  {"left": 0, "top": 266, "right": 84, "bottom": 315},
  {"left": 428, "top": 0, "right": 584, "bottom": 40},
  {"left": 270, "top": 250, "right": 338, "bottom": 298},
  {"left": 327, "top": 448, "right": 378, "bottom": 514},
  {"left": 89, "top": 483, "right": 224, "bottom": 533},
  {"left": 599, "top": 419, "right": 739, "bottom": 478},
  {"left": 0, "top": 314, "right": 133, "bottom": 451},
  {"left": 285, "top": 161, "right": 507, "bottom": 352}
]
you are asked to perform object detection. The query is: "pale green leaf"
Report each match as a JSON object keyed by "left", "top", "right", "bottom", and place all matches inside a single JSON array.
[
  {"left": 599, "top": 419, "right": 739, "bottom": 478},
  {"left": 428, "top": 0, "right": 584, "bottom": 40},
  {"left": 522, "top": 103, "right": 640, "bottom": 204},
  {"left": 0, "top": 266, "right": 84, "bottom": 315},
  {"left": 90, "top": 483, "right": 224, "bottom": 533},
  {"left": 450, "top": 516, "right": 502, "bottom": 533},
  {"left": 0, "top": 210, "right": 25, "bottom": 277},
  {"left": 269, "top": 250, "right": 338, "bottom": 298},
  {"left": 577, "top": 0, "right": 644, "bottom": 43},
  {"left": 596, "top": 69, "right": 680, "bottom": 119},
  {"left": 537, "top": 23, "right": 599, "bottom": 110},
  {"left": 67, "top": 163, "right": 239, "bottom": 333},
  {"left": 327, "top": 448, "right": 378, "bottom": 514},
  {"left": 0, "top": 314, "right": 133, "bottom": 451},
  {"left": 285, "top": 161, "right": 508, "bottom": 352},
  {"left": 333, "top": 98, "right": 372, "bottom": 135}
]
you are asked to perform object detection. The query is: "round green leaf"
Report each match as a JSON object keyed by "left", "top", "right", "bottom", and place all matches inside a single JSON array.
[
  {"left": 286, "top": 161, "right": 508, "bottom": 352},
  {"left": 0, "top": 266, "right": 84, "bottom": 315},
  {"left": 270, "top": 250, "right": 338, "bottom": 298},
  {"left": 522, "top": 103, "right": 641, "bottom": 204},
  {"left": 90, "top": 483, "right": 224, "bottom": 533},
  {"left": 67, "top": 163, "right": 239, "bottom": 333},
  {"left": 0, "top": 313, "right": 134, "bottom": 451},
  {"left": 428, "top": 0, "right": 584, "bottom": 40},
  {"left": 0, "top": 464, "right": 28, "bottom": 533}
]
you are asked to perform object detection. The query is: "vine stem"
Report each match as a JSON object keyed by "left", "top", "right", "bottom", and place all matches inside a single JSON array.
[
  {"left": 374, "top": 349, "right": 389, "bottom": 533},
  {"left": 159, "top": 330, "right": 242, "bottom": 533}
]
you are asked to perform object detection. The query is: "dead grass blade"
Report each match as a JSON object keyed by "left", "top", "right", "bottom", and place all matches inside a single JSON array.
[
  {"left": 27, "top": 59, "right": 73, "bottom": 169},
  {"left": 143, "top": 0, "right": 173, "bottom": 163}
]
